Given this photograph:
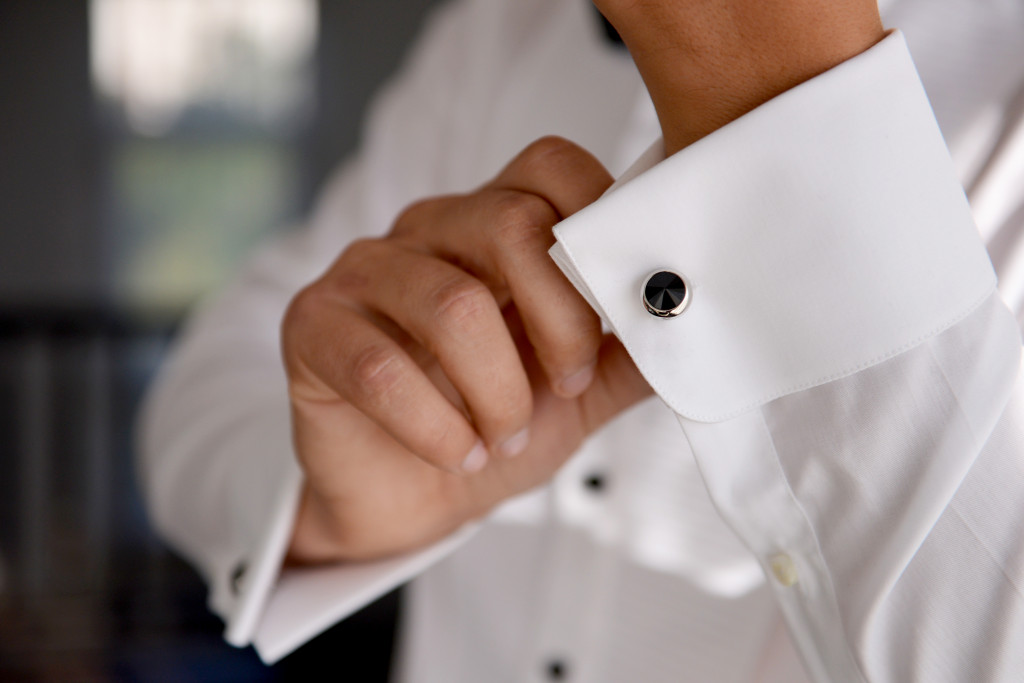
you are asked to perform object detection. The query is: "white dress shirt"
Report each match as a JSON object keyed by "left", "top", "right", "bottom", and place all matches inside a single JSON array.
[{"left": 139, "top": 0, "right": 1024, "bottom": 680}]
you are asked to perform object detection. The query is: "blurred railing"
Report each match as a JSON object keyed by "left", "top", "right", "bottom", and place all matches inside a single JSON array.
[
  {"left": 0, "top": 307, "right": 398, "bottom": 682},
  {"left": 0, "top": 308, "right": 283, "bottom": 680},
  {"left": 0, "top": 307, "right": 171, "bottom": 596},
  {"left": 0, "top": 1, "right": 435, "bottom": 676}
]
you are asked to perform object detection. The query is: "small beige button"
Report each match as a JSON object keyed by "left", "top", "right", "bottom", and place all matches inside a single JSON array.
[{"left": 769, "top": 553, "right": 799, "bottom": 587}]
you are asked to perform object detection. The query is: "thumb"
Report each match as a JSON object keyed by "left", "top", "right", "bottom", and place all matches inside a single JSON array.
[{"left": 577, "top": 334, "right": 654, "bottom": 435}]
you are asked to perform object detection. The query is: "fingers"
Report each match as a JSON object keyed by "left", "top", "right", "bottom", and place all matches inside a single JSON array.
[
  {"left": 392, "top": 137, "right": 613, "bottom": 398},
  {"left": 283, "top": 282, "right": 491, "bottom": 475},
  {"left": 473, "top": 190, "right": 603, "bottom": 397},
  {"left": 577, "top": 335, "right": 655, "bottom": 434},
  {"left": 333, "top": 239, "right": 534, "bottom": 459},
  {"left": 286, "top": 136, "right": 615, "bottom": 478},
  {"left": 483, "top": 138, "right": 614, "bottom": 392},
  {"left": 491, "top": 135, "right": 614, "bottom": 217}
]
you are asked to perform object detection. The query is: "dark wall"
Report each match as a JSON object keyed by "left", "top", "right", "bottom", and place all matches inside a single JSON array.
[
  {"left": 0, "top": 1, "right": 446, "bottom": 681},
  {"left": 0, "top": 1, "right": 103, "bottom": 306}
]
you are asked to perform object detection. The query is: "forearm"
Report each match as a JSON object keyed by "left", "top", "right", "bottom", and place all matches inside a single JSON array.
[{"left": 594, "top": 0, "right": 884, "bottom": 153}]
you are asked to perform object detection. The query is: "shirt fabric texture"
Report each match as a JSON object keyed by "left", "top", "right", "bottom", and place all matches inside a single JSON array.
[{"left": 139, "top": 0, "right": 1024, "bottom": 680}]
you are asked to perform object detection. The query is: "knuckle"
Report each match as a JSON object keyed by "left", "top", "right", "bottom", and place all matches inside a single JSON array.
[
  {"left": 336, "top": 237, "right": 380, "bottom": 271},
  {"left": 522, "top": 135, "right": 579, "bottom": 165},
  {"left": 281, "top": 284, "right": 349, "bottom": 397},
  {"left": 432, "top": 277, "right": 493, "bottom": 330},
  {"left": 348, "top": 344, "right": 404, "bottom": 399},
  {"left": 282, "top": 284, "right": 325, "bottom": 349},
  {"left": 488, "top": 191, "right": 554, "bottom": 248},
  {"left": 422, "top": 419, "right": 463, "bottom": 467},
  {"left": 332, "top": 238, "right": 386, "bottom": 292},
  {"left": 391, "top": 196, "right": 447, "bottom": 238},
  {"left": 341, "top": 236, "right": 374, "bottom": 257},
  {"left": 513, "top": 135, "right": 587, "bottom": 180},
  {"left": 392, "top": 199, "right": 429, "bottom": 234}
]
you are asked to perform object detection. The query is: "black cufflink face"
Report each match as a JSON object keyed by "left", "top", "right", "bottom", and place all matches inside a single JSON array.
[{"left": 642, "top": 270, "right": 690, "bottom": 318}]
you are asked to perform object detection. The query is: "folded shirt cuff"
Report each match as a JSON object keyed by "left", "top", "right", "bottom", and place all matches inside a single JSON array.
[{"left": 550, "top": 30, "right": 995, "bottom": 422}]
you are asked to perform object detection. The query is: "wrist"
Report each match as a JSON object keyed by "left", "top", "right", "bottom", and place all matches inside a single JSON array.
[
  {"left": 285, "top": 483, "right": 347, "bottom": 565},
  {"left": 286, "top": 478, "right": 484, "bottom": 566},
  {"left": 594, "top": 0, "right": 884, "bottom": 154}
]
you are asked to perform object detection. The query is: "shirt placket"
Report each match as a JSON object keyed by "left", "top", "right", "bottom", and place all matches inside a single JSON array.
[{"left": 517, "top": 468, "right": 624, "bottom": 683}]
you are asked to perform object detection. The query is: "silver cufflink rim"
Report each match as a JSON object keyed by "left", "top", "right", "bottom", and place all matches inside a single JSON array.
[{"left": 641, "top": 269, "right": 691, "bottom": 318}]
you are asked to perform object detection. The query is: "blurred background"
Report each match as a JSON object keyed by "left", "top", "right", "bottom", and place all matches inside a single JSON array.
[{"left": 0, "top": 1, "right": 442, "bottom": 680}]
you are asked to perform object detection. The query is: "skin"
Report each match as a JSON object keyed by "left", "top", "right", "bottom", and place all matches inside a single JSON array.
[
  {"left": 284, "top": 1, "right": 885, "bottom": 564},
  {"left": 595, "top": 0, "right": 885, "bottom": 154}
]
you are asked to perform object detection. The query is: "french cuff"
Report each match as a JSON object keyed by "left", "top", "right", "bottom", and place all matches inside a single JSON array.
[
  {"left": 251, "top": 524, "right": 479, "bottom": 663},
  {"left": 219, "top": 445, "right": 304, "bottom": 650},
  {"left": 550, "top": 30, "right": 995, "bottom": 423},
  {"left": 220, "top": 449, "right": 479, "bottom": 665}
]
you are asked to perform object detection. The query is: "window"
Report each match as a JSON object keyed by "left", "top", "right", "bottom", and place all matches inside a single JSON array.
[{"left": 90, "top": 0, "right": 318, "bottom": 310}]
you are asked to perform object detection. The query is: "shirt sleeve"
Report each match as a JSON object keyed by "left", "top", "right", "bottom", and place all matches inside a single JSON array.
[
  {"left": 137, "top": 0, "right": 492, "bottom": 663},
  {"left": 551, "top": 30, "right": 1024, "bottom": 682}
]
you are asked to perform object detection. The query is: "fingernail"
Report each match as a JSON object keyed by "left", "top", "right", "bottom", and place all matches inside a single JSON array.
[
  {"left": 558, "top": 363, "right": 595, "bottom": 398},
  {"left": 461, "top": 441, "right": 489, "bottom": 474},
  {"left": 498, "top": 428, "right": 530, "bottom": 458}
]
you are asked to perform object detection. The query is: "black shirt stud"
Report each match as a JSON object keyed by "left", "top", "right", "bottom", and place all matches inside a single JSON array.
[{"left": 642, "top": 270, "right": 690, "bottom": 318}]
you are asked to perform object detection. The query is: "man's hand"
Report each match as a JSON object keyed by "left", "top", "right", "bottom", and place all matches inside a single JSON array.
[
  {"left": 283, "top": 137, "right": 653, "bottom": 563},
  {"left": 593, "top": 0, "right": 885, "bottom": 154}
]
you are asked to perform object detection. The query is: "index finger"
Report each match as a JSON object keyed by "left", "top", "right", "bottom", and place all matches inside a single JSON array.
[{"left": 488, "top": 136, "right": 614, "bottom": 218}]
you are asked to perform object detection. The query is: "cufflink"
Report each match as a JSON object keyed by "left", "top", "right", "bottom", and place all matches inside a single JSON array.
[
  {"left": 230, "top": 561, "right": 248, "bottom": 596},
  {"left": 642, "top": 270, "right": 690, "bottom": 318}
]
